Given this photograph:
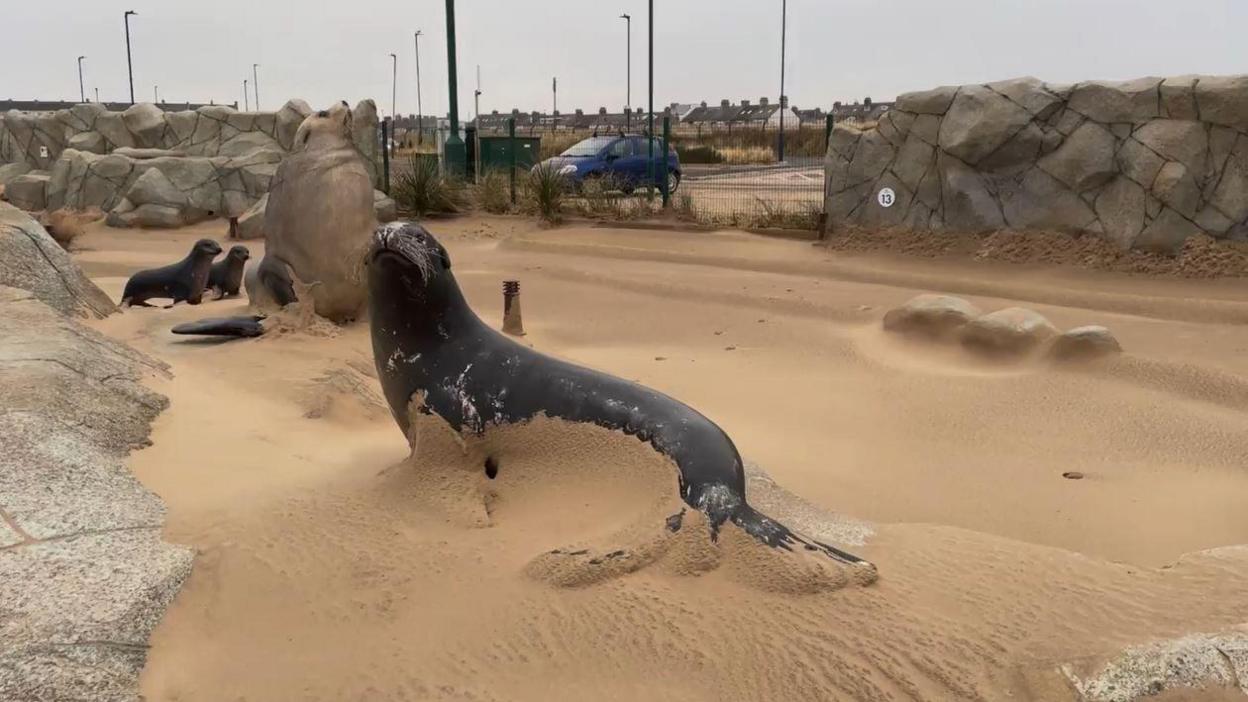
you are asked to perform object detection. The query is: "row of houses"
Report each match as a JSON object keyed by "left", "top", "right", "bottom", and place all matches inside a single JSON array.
[{"left": 393, "top": 96, "right": 893, "bottom": 135}]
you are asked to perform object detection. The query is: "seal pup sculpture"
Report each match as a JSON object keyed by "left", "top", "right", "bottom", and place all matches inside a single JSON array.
[
  {"left": 207, "top": 245, "right": 250, "bottom": 299},
  {"left": 121, "top": 238, "right": 222, "bottom": 307},
  {"left": 172, "top": 315, "right": 266, "bottom": 338},
  {"left": 367, "top": 222, "right": 870, "bottom": 567}
]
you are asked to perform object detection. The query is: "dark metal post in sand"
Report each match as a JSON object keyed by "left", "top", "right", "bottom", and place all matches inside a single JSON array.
[{"left": 502, "top": 280, "right": 525, "bottom": 336}]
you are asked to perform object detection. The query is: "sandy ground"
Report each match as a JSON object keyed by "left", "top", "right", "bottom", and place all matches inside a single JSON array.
[{"left": 73, "top": 216, "right": 1248, "bottom": 701}]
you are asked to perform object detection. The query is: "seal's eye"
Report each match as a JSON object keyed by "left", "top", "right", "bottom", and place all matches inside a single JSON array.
[{"left": 317, "top": 110, "right": 329, "bottom": 118}]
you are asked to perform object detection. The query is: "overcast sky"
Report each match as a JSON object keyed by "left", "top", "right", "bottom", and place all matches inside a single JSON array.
[{"left": 4, "top": 1, "right": 1245, "bottom": 118}]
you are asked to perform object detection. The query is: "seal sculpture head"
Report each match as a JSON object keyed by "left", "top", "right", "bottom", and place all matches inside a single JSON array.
[
  {"left": 367, "top": 222, "right": 873, "bottom": 570},
  {"left": 261, "top": 100, "right": 375, "bottom": 323}
]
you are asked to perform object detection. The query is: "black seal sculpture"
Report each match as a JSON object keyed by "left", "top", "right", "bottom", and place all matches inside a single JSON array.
[{"left": 368, "top": 221, "right": 871, "bottom": 568}]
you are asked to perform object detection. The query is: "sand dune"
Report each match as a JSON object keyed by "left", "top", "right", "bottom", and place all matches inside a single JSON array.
[{"left": 73, "top": 217, "right": 1248, "bottom": 700}]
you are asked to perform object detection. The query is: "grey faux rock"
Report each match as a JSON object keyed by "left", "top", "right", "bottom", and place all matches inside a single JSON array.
[
  {"left": 1048, "top": 325, "right": 1122, "bottom": 362},
  {"left": 1193, "top": 75, "right": 1248, "bottom": 132},
  {"left": 374, "top": 189, "right": 397, "bottom": 223},
  {"left": 1038, "top": 121, "right": 1116, "bottom": 192},
  {"left": 1135, "top": 207, "right": 1203, "bottom": 254},
  {"left": 938, "top": 85, "right": 1032, "bottom": 165},
  {"left": 1067, "top": 77, "right": 1162, "bottom": 123},
  {"left": 0, "top": 203, "right": 115, "bottom": 318},
  {"left": 882, "top": 294, "right": 982, "bottom": 340},
  {"left": 3, "top": 172, "right": 49, "bottom": 210},
  {"left": 1063, "top": 626, "right": 1248, "bottom": 702},
  {"left": 1094, "top": 177, "right": 1147, "bottom": 249},
  {"left": 0, "top": 99, "right": 376, "bottom": 230},
  {"left": 895, "top": 86, "right": 958, "bottom": 115},
  {"left": 236, "top": 192, "right": 268, "bottom": 239},
  {"left": 0, "top": 286, "right": 191, "bottom": 702},
  {"left": 826, "top": 73, "right": 1245, "bottom": 252},
  {"left": 960, "top": 307, "right": 1059, "bottom": 356},
  {"left": 0, "top": 162, "right": 32, "bottom": 185}
]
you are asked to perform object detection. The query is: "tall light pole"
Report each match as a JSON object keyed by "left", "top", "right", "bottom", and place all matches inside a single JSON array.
[
  {"left": 94, "top": 87, "right": 100, "bottom": 104},
  {"left": 413, "top": 30, "right": 424, "bottom": 144},
  {"left": 77, "top": 56, "right": 87, "bottom": 103},
  {"left": 551, "top": 76, "right": 557, "bottom": 132},
  {"left": 390, "top": 53, "right": 398, "bottom": 119},
  {"left": 124, "top": 11, "right": 137, "bottom": 104},
  {"left": 620, "top": 13, "right": 631, "bottom": 129},
  {"left": 778, "top": 0, "right": 788, "bottom": 162},
  {"left": 647, "top": 0, "right": 654, "bottom": 198},
  {"left": 154, "top": 85, "right": 159, "bottom": 103},
  {"left": 443, "top": 0, "right": 465, "bottom": 176},
  {"left": 244, "top": 79, "right": 249, "bottom": 111},
  {"left": 252, "top": 64, "right": 260, "bottom": 110}
]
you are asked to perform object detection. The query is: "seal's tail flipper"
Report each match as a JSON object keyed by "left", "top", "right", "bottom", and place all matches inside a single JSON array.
[{"left": 731, "top": 505, "right": 875, "bottom": 569}]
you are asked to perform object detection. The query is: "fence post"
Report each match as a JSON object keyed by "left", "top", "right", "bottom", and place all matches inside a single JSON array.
[
  {"left": 508, "top": 117, "right": 517, "bottom": 206},
  {"left": 381, "top": 117, "right": 391, "bottom": 194},
  {"left": 824, "top": 113, "right": 835, "bottom": 151},
  {"left": 661, "top": 115, "right": 671, "bottom": 208}
]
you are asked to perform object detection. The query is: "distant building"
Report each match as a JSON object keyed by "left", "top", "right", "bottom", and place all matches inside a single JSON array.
[
  {"left": 0, "top": 99, "right": 235, "bottom": 112},
  {"left": 830, "top": 97, "right": 893, "bottom": 122},
  {"left": 681, "top": 97, "right": 799, "bottom": 128}
]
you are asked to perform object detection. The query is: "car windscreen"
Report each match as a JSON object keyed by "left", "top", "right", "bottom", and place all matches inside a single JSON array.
[{"left": 561, "top": 137, "right": 615, "bottom": 157}]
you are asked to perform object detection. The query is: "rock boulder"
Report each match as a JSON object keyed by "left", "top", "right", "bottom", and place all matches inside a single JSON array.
[
  {"left": 882, "top": 294, "right": 982, "bottom": 340},
  {"left": 0, "top": 203, "right": 115, "bottom": 318},
  {"left": 960, "top": 307, "right": 1059, "bottom": 357}
]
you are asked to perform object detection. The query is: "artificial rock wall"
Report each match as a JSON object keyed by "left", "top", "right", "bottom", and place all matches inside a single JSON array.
[
  {"left": 0, "top": 100, "right": 382, "bottom": 226},
  {"left": 825, "top": 75, "right": 1248, "bottom": 251}
]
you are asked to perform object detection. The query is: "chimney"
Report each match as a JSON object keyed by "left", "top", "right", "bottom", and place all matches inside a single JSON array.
[
  {"left": 864, "top": 97, "right": 873, "bottom": 107},
  {"left": 599, "top": 106, "right": 607, "bottom": 115},
  {"left": 670, "top": 102, "right": 679, "bottom": 110},
  {"left": 741, "top": 99, "right": 750, "bottom": 107},
  {"left": 575, "top": 108, "right": 583, "bottom": 116},
  {"left": 759, "top": 97, "right": 769, "bottom": 106},
  {"left": 636, "top": 107, "right": 643, "bottom": 114},
  {"left": 700, "top": 101, "right": 707, "bottom": 108}
]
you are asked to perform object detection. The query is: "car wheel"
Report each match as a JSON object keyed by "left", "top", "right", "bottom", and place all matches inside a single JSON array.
[{"left": 666, "top": 170, "right": 681, "bottom": 195}]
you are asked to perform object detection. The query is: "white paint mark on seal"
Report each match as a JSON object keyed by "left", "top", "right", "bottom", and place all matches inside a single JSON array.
[{"left": 877, "top": 187, "right": 896, "bottom": 208}]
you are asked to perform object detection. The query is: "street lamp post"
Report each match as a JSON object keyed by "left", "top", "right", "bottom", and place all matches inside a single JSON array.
[
  {"left": 244, "top": 79, "right": 249, "bottom": 111},
  {"left": 252, "top": 64, "right": 260, "bottom": 110},
  {"left": 413, "top": 30, "right": 424, "bottom": 144},
  {"left": 619, "top": 13, "right": 630, "bottom": 130},
  {"left": 94, "top": 87, "right": 100, "bottom": 104},
  {"left": 390, "top": 52, "right": 398, "bottom": 119},
  {"left": 77, "top": 56, "right": 86, "bottom": 103},
  {"left": 124, "top": 11, "right": 137, "bottom": 104},
  {"left": 647, "top": 0, "right": 654, "bottom": 198},
  {"left": 154, "top": 85, "right": 159, "bottom": 103},
  {"left": 443, "top": 0, "right": 466, "bottom": 176},
  {"left": 778, "top": 0, "right": 787, "bottom": 162}
]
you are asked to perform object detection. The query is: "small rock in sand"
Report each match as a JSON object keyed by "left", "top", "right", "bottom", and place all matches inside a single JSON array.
[
  {"left": 960, "top": 307, "right": 1059, "bottom": 357},
  {"left": 1048, "top": 325, "right": 1123, "bottom": 362},
  {"left": 882, "top": 294, "right": 982, "bottom": 340}
]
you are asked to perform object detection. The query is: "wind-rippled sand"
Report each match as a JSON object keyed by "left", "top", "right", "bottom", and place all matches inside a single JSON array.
[{"left": 74, "top": 218, "right": 1248, "bottom": 701}]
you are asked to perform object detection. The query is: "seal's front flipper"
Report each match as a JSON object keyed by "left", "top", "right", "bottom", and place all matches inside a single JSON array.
[{"left": 171, "top": 315, "right": 268, "bottom": 338}]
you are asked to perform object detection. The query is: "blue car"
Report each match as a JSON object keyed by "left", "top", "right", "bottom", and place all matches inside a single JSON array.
[{"left": 538, "top": 134, "right": 681, "bottom": 194}]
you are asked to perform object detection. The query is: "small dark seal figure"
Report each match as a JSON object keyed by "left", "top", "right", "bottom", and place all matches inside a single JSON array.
[
  {"left": 172, "top": 315, "right": 267, "bottom": 338},
  {"left": 121, "top": 239, "right": 223, "bottom": 308},
  {"left": 367, "top": 222, "right": 872, "bottom": 569},
  {"left": 208, "top": 245, "right": 250, "bottom": 299}
]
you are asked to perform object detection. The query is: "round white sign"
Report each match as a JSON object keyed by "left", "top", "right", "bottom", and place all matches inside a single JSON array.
[{"left": 877, "top": 187, "right": 896, "bottom": 208}]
